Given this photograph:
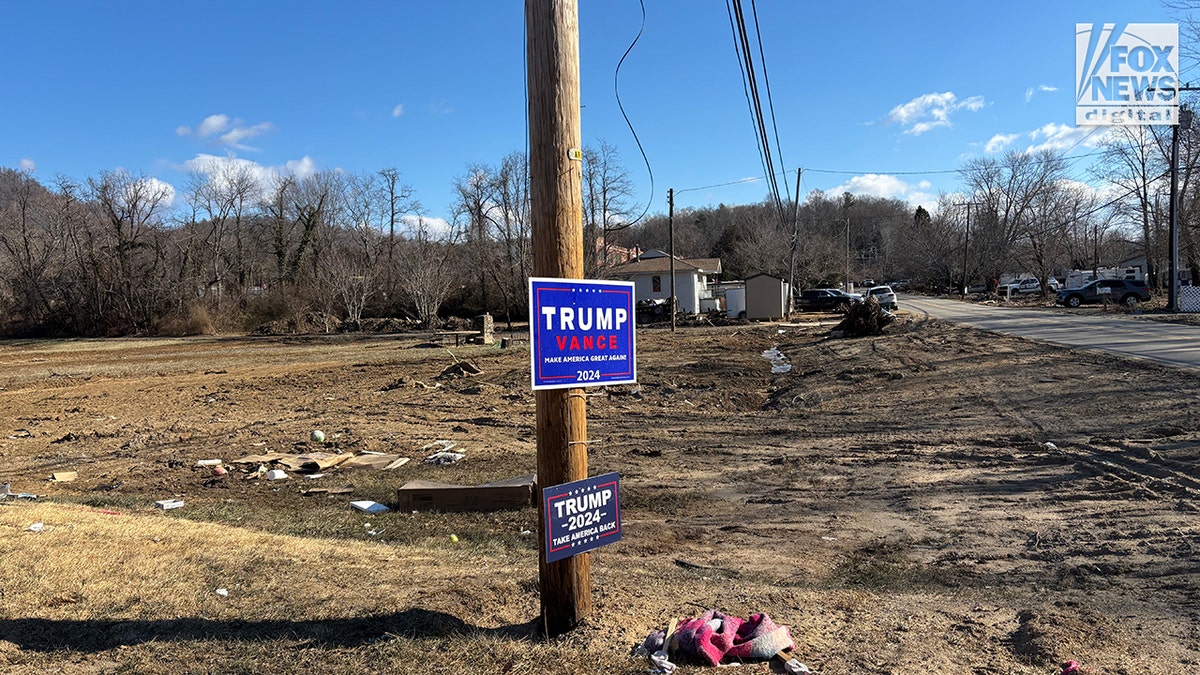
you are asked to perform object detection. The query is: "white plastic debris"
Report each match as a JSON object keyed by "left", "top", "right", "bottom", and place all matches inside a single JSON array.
[
  {"left": 215, "top": 588, "right": 229, "bottom": 597},
  {"left": 783, "top": 659, "right": 813, "bottom": 674},
  {"left": 1044, "top": 442, "right": 1058, "bottom": 450},
  {"left": 350, "top": 500, "right": 390, "bottom": 513},
  {"left": 648, "top": 650, "right": 677, "bottom": 674},
  {"left": 155, "top": 499, "right": 185, "bottom": 510},
  {"left": 304, "top": 473, "right": 325, "bottom": 480},
  {"left": 423, "top": 451, "right": 465, "bottom": 466},
  {"left": 28, "top": 522, "right": 45, "bottom": 532},
  {"left": 266, "top": 469, "right": 288, "bottom": 481},
  {"left": 196, "top": 459, "right": 223, "bottom": 467}
]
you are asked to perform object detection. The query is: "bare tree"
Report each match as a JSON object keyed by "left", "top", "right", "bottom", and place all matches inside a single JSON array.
[
  {"left": 959, "top": 149, "right": 1068, "bottom": 284},
  {"left": 395, "top": 216, "right": 460, "bottom": 326},
  {"left": 582, "top": 140, "right": 634, "bottom": 275}
]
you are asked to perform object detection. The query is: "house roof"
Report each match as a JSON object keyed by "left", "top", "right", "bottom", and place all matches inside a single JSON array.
[{"left": 607, "top": 255, "right": 722, "bottom": 276}]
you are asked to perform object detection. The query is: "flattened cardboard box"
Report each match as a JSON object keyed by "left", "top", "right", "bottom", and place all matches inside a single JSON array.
[{"left": 397, "top": 473, "right": 535, "bottom": 512}]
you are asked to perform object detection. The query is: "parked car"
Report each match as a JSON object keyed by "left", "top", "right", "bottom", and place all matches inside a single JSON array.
[
  {"left": 864, "top": 285, "right": 898, "bottom": 310},
  {"left": 1000, "top": 277, "right": 1060, "bottom": 295},
  {"left": 890, "top": 278, "right": 912, "bottom": 291},
  {"left": 797, "top": 288, "right": 861, "bottom": 312},
  {"left": 1056, "top": 279, "right": 1151, "bottom": 308}
]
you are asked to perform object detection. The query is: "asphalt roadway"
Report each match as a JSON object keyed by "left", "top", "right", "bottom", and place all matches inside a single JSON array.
[{"left": 900, "top": 295, "right": 1200, "bottom": 371}]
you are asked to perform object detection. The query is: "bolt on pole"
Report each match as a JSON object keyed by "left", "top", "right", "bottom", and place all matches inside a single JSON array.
[{"left": 525, "top": 0, "right": 592, "bottom": 637}]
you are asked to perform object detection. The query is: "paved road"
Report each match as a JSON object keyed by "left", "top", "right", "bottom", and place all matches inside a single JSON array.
[{"left": 901, "top": 295, "right": 1200, "bottom": 370}]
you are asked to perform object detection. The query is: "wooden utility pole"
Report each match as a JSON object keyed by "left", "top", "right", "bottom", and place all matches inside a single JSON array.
[
  {"left": 668, "top": 188, "right": 676, "bottom": 332},
  {"left": 526, "top": 0, "right": 591, "bottom": 637},
  {"left": 786, "top": 168, "right": 802, "bottom": 313}
]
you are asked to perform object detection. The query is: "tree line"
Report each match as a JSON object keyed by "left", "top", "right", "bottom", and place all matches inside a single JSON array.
[{"left": 1, "top": 123, "right": 1196, "bottom": 337}]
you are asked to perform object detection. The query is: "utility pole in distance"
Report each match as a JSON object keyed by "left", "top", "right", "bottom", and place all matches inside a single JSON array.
[
  {"left": 954, "top": 201, "right": 977, "bottom": 297},
  {"left": 526, "top": 0, "right": 591, "bottom": 637},
  {"left": 668, "top": 188, "right": 676, "bottom": 332}
]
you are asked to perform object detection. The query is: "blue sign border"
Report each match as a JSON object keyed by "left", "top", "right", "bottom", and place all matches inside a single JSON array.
[
  {"left": 543, "top": 472, "right": 621, "bottom": 564},
  {"left": 528, "top": 277, "right": 637, "bottom": 390}
]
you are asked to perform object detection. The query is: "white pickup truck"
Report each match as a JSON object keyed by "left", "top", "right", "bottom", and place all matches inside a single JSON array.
[{"left": 1000, "top": 277, "right": 1059, "bottom": 295}]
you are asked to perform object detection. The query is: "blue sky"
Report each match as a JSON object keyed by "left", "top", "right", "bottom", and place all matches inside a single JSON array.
[{"left": 1, "top": 1, "right": 1186, "bottom": 226}]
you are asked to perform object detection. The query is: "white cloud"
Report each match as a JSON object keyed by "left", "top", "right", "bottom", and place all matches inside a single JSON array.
[
  {"left": 826, "top": 173, "right": 939, "bottom": 213},
  {"left": 985, "top": 133, "right": 1020, "bottom": 154},
  {"left": 399, "top": 214, "right": 453, "bottom": 238},
  {"left": 143, "top": 177, "right": 176, "bottom": 208},
  {"left": 180, "top": 154, "right": 319, "bottom": 201},
  {"left": 1024, "top": 84, "right": 1059, "bottom": 103},
  {"left": 218, "top": 122, "right": 274, "bottom": 150},
  {"left": 1023, "top": 122, "right": 1110, "bottom": 154},
  {"left": 392, "top": 103, "right": 405, "bottom": 118},
  {"left": 887, "top": 92, "right": 985, "bottom": 135},
  {"left": 19, "top": 158, "right": 35, "bottom": 172},
  {"left": 178, "top": 114, "right": 274, "bottom": 151}
]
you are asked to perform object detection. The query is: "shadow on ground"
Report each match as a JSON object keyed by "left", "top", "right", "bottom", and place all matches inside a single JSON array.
[{"left": 0, "top": 608, "right": 541, "bottom": 653}]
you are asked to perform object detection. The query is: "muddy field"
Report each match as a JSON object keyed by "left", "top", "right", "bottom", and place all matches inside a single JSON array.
[{"left": 1, "top": 313, "right": 1198, "bottom": 674}]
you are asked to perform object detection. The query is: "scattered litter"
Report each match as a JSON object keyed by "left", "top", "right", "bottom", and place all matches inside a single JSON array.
[
  {"left": 250, "top": 442, "right": 267, "bottom": 447},
  {"left": 780, "top": 654, "right": 814, "bottom": 674},
  {"left": 520, "top": 529, "right": 532, "bottom": 536},
  {"left": 1061, "top": 661, "right": 1080, "bottom": 675},
  {"left": 28, "top": 522, "right": 45, "bottom": 532},
  {"left": 8, "top": 429, "right": 32, "bottom": 439},
  {"left": 266, "top": 469, "right": 288, "bottom": 481},
  {"left": 648, "top": 650, "right": 676, "bottom": 673},
  {"left": 196, "top": 459, "right": 223, "bottom": 467},
  {"left": 637, "top": 611, "right": 795, "bottom": 667},
  {"left": 449, "top": 534, "right": 459, "bottom": 542},
  {"left": 397, "top": 473, "right": 536, "bottom": 512},
  {"left": 50, "top": 471, "right": 78, "bottom": 482},
  {"left": 211, "top": 466, "right": 227, "bottom": 477},
  {"left": 215, "top": 588, "right": 229, "bottom": 597},
  {"left": 422, "top": 440, "right": 462, "bottom": 465},
  {"left": 155, "top": 499, "right": 185, "bottom": 510},
  {"left": 1044, "top": 442, "right": 1059, "bottom": 451},
  {"left": 0, "top": 483, "right": 38, "bottom": 500},
  {"left": 350, "top": 500, "right": 390, "bottom": 513},
  {"left": 310, "top": 430, "right": 326, "bottom": 443},
  {"left": 424, "top": 451, "right": 465, "bottom": 466},
  {"left": 340, "top": 454, "right": 410, "bottom": 471},
  {"left": 762, "top": 347, "right": 792, "bottom": 374},
  {"left": 305, "top": 473, "right": 325, "bottom": 480}
]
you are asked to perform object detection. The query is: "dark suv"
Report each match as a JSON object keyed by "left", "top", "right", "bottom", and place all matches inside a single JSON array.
[
  {"left": 798, "top": 288, "right": 860, "bottom": 312},
  {"left": 1056, "top": 279, "right": 1151, "bottom": 308}
]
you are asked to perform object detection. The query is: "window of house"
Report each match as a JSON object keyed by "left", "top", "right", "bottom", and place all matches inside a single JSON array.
[{"left": 652, "top": 275, "right": 661, "bottom": 293}]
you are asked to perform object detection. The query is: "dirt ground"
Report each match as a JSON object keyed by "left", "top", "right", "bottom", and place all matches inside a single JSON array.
[{"left": 1, "top": 313, "right": 1198, "bottom": 674}]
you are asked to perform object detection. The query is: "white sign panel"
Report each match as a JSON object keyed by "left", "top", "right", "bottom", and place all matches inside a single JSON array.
[{"left": 1077, "top": 23, "right": 1178, "bottom": 125}]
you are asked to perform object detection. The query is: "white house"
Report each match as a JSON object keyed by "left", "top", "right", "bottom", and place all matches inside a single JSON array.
[{"left": 606, "top": 250, "right": 722, "bottom": 314}]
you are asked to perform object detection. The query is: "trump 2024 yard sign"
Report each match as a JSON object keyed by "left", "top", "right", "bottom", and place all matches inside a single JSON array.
[{"left": 529, "top": 277, "right": 636, "bottom": 390}]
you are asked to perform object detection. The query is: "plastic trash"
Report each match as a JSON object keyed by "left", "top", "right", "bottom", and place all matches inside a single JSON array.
[
  {"left": 648, "top": 650, "right": 676, "bottom": 674},
  {"left": 423, "top": 451, "right": 465, "bottom": 466},
  {"left": 28, "top": 522, "right": 45, "bottom": 532},
  {"left": 266, "top": 469, "right": 288, "bottom": 481},
  {"left": 310, "top": 430, "right": 326, "bottom": 443},
  {"left": 196, "top": 459, "right": 223, "bottom": 467},
  {"left": 155, "top": 499, "right": 185, "bottom": 510},
  {"left": 215, "top": 588, "right": 229, "bottom": 597},
  {"left": 350, "top": 500, "right": 390, "bottom": 513},
  {"left": 783, "top": 659, "right": 813, "bottom": 674}
]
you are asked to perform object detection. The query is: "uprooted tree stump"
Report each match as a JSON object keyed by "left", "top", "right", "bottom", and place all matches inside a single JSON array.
[{"left": 832, "top": 297, "right": 894, "bottom": 337}]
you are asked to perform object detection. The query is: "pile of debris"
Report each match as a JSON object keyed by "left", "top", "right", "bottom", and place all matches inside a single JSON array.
[{"left": 831, "top": 297, "right": 894, "bottom": 337}]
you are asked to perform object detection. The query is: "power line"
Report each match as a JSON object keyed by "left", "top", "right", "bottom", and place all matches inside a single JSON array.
[{"left": 613, "top": 0, "right": 654, "bottom": 227}]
